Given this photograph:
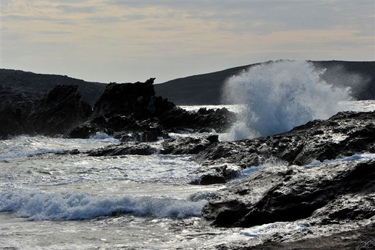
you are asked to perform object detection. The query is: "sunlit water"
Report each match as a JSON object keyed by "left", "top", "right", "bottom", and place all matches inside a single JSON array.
[{"left": 1, "top": 101, "right": 374, "bottom": 249}]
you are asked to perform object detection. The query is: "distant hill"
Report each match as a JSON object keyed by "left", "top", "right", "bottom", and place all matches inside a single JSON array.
[
  {"left": 155, "top": 61, "right": 375, "bottom": 105},
  {"left": 0, "top": 69, "right": 106, "bottom": 106},
  {"left": 2, "top": 61, "right": 374, "bottom": 107}
]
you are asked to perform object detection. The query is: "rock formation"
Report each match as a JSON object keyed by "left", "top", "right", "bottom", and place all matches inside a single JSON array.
[
  {"left": 197, "top": 111, "right": 375, "bottom": 168},
  {"left": 199, "top": 110, "right": 375, "bottom": 249},
  {"left": 69, "top": 78, "right": 236, "bottom": 139},
  {"left": 0, "top": 85, "right": 91, "bottom": 138},
  {"left": 202, "top": 159, "right": 375, "bottom": 227}
]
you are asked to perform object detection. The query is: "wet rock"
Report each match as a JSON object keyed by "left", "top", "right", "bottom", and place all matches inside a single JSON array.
[
  {"left": 87, "top": 142, "right": 156, "bottom": 156},
  {"left": 68, "top": 123, "right": 101, "bottom": 139},
  {"left": 202, "top": 159, "right": 375, "bottom": 227},
  {"left": 217, "top": 225, "right": 375, "bottom": 250},
  {"left": 191, "top": 164, "right": 240, "bottom": 185},
  {"left": 158, "top": 107, "right": 236, "bottom": 133},
  {"left": 197, "top": 111, "right": 375, "bottom": 168},
  {"left": 160, "top": 135, "right": 218, "bottom": 155}
]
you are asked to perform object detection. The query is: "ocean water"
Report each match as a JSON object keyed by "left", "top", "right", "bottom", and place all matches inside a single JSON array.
[{"left": 1, "top": 100, "right": 374, "bottom": 249}]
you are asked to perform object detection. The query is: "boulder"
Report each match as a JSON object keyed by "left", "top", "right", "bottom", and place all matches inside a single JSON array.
[{"left": 202, "top": 159, "right": 375, "bottom": 227}]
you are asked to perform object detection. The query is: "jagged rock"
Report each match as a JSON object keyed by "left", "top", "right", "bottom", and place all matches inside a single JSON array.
[
  {"left": 202, "top": 159, "right": 375, "bottom": 227},
  {"left": 197, "top": 111, "right": 375, "bottom": 168},
  {"left": 158, "top": 107, "right": 236, "bottom": 133},
  {"left": 0, "top": 85, "right": 92, "bottom": 138},
  {"left": 69, "top": 79, "right": 236, "bottom": 138},
  {"left": 87, "top": 142, "right": 156, "bottom": 156},
  {"left": 190, "top": 164, "right": 240, "bottom": 185},
  {"left": 0, "top": 85, "right": 39, "bottom": 138},
  {"left": 31, "top": 85, "right": 92, "bottom": 135},
  {"left": 92, "top": 78, "right": 175, "bottom": 120},
  {"left": 160, "top": 135, "right": 218, "bottom": 154},
  {"left": 68, "top": 123, "right": 101, "bottom": 139}
]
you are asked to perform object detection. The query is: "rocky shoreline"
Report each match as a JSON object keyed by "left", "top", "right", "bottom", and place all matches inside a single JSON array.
[{"left": 1, "top": 79, "right": 374, "bottom": 249}]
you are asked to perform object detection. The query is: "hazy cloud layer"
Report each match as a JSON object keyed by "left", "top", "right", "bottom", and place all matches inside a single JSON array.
[{"left": 1, "top": 0, "right": 374, "bottom": 83}]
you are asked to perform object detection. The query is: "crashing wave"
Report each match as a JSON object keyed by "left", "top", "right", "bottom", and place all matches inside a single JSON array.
[
  {"left": 222, "top": 60, "right": 352, "bottom": 140},
  {"left": 0, "top": 191, "right": 206, "bottom": 220}
]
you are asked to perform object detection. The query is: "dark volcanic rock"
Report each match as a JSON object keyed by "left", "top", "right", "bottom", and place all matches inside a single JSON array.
[
  {"left": 69, "top": 79, "right": 236, "bottom": 138},
  {"left": 31, "top": 85, "right": 92, "bottom": 135},
  {"left": 202, "top": 159, "right": 375, "bottom": 227},
  {"left": 92, "top": 78, "right": 174, "bottom": 120},
  {"left": 0, "top": 85, "right": 92, "bottom": 138},
  {"left": 0, "top": 85, "right": 39, "bottom": 138},
  {"left": 87, "top": 142, "right": 156, "bottom": 156},
  {"left": 158, "top": 107, "right": 236, "bottom": 133},
  {"left": 197, "top": 111, "right": 375, "bottom": 168},
  {"left": 160, "top": 135, "right": 219, "bottom": 155},
  {"left": 191, "top": 164, "right": 240, "bottom": 185}
]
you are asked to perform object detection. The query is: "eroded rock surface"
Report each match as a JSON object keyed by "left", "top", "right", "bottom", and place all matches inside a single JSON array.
[
  {"left": 197, "top": 111, "right": 375, "bottom": 168},
  {"left": 202, "top": 159, "right": 375, "bottom": 228}
]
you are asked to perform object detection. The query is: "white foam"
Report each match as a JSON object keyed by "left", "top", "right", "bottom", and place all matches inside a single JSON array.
[
  {"left": 0, "top": 135, "right": 119, "bottom": 160},
  {"left": 305, "top": 153, "right": 375, "bottom": 168},
  {"left": 0, "top": 191, "right": 206, "bottom": 220},
  {"left": 222, "top": 60, "right": 352, "bottom": 140},
  {"left": 241, "top": 221, "right": 311, "bottom": 237}
]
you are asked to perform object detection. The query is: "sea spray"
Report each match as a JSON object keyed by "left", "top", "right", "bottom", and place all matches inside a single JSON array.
[{"left": 221, "top": 61, "right": 352, "bottom": 141}]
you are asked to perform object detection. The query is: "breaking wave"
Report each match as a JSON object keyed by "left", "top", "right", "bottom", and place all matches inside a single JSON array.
[
  {"left": 222, "top": 60, "right": 352, "bottom": 140},
  {"left": 0, "top": 191, "right": 206, "bottom": 220}
]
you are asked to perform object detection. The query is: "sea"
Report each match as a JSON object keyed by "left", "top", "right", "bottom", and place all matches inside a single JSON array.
[{"left": 1, "top": 99, "right": 374, "bottom": 250}]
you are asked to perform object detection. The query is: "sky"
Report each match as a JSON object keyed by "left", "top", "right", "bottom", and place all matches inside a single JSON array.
[{"left": 0, "top": 0, "right": 374, "bottom": 83}]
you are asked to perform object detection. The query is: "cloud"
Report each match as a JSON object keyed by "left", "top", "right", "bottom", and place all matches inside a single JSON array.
[
  {"left": 56, "top": 5, "right": 97, "bottom": 14},
  {"left": 1, "top": 0, "right": 373, "bottom": 83}
]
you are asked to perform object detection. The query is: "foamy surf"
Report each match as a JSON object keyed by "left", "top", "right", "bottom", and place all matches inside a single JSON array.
[
  {"left": 0, "top": 133, "right": 119, "bottom": 160},
  {"left": 0, "top": 191, "right": 206, "bottom": 220}
]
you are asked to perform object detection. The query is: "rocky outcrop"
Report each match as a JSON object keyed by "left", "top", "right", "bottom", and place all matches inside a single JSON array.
[
  {"left": 197, "top": 111, "right": 375, "bottom": 168},
  {"left": 199, "top": 110, "right": 375, "bottom": 248},
  {"left": 0, "top": 85, "right": 92, "bottom": 138},
  {"left": 92, "top": 78, "right": 173, "bottom": 120},
  {"left": 160, "top": 135, "right": 219, "bottom": 155},
  {"left": 202, "top": 159, "right": 375, "bottom": 227},
  {"left": 87, "top": 142, "right": 156, "bottom": 156},
  {"left": 31, "top": 85, "right": 92, "bottom": 135},
  {"left": 0, "top": 85, "right": 38, "bottom": 138},
  {"left": 69, "top": 79, "right": 236, "bottom": 139}
]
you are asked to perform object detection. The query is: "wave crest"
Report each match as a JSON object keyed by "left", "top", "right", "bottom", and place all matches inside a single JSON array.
[
  {"left": 222, "top": 61, "right": 352, "bottom": 140},
  {"left": 0, "top": 191, "right": 206, "bottom": 220}
]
